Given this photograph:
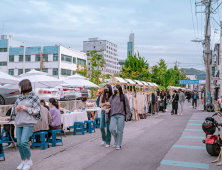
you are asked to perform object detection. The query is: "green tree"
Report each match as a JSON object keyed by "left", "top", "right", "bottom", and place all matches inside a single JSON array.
[
  {"left": 74, "top": 64, "right": 87, "bottom": 77},
  {"left": 120, "top": 52, "right": 151, "bottom": 81},
  {"left": 87, "top": 50, "right": 106, "bottom": 85}
]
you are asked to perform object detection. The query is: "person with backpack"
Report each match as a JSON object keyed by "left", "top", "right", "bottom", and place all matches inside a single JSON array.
[
  {"left": 192, "top": 90, "right": 199, "bottom": 109},
  {"left": 106, "top": 85, "right": 131, "bottom": 150},
  {"left": 99, "top": 84, "right": 113, "bottom": 148}
]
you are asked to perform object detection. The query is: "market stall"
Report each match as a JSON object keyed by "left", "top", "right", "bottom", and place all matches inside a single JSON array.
[
  {"left": 134, "top": 80, "right": 143, "bottom": 92},
  {"left": 125, "top": 79, "right": 136, "bottom": 92},
  {"left": 108, "top": 77, "right": 127, "bottom": 93}
]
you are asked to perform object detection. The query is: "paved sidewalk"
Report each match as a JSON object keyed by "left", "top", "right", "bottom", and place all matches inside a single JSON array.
[{"left": 157, "top": 110, "right": 222, "bottom": 170}]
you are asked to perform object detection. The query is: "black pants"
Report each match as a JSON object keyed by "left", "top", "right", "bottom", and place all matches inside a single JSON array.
[
  {"left": 192, "top": 99, "right": 197, "bottom": 107},
  {"left": 172, "top": 109, "right": 177, "bottom": 114},
  {"left": 188, "top": 99, "right": 190, "bottom": 103}
]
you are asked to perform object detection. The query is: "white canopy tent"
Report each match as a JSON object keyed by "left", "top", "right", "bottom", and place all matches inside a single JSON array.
[{"left": 0, "top": 71, "right": 19, "bottom": 84}]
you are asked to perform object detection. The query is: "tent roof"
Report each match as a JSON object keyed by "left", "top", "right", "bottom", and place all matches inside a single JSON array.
[
  {"left": 125, "top": 79, "right": 136, "bottom": 85},
  {"left": 134, "top": 80, "right": 143, "bottom": 85}
]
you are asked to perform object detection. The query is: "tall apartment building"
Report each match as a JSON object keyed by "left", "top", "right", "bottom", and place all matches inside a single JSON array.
[
  {"left": 127, "top": 32, "right": 134, "bottom": 58},
  {"left": 0, "top": 35, "right": 86, "bottom": 79},
  {"left": 83, "top": 37, "right": 120, "bottom": 77}
]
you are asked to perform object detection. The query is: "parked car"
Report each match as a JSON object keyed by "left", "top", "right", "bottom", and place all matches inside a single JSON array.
[
  {"left": 74, "top": 88, "right": 82, "bottom": 100},
  {"left": 33, "top": 87, "right": 60, "bottom": 101},
  {"left": 55, "top": 85, "right": 76, "bottom": 100},
  {"left": 0, "top": 85, "right": 20, "bottom": 105}
]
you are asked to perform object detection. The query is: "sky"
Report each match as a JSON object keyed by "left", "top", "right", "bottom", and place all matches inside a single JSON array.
[{"left": 0, "top": 0, "right": 221, "bottom": 70}]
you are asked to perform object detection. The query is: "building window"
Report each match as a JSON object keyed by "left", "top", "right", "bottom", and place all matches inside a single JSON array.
[
  {"left": 35, "top": 55, "right": 40, "bottom": 61},
  {"left": 94, "top": 46, "right": 95, "bottom": 48},
  {"left": 0, "top": 62, "right": 7, "bottom": 66},
  {"left": 18, "top": 69, "right": 23, "bottom": 75},
  {"left": 25, "top": 69, "right": 30, "bottom": 73},
  {"left": 25, "top": 55, "right": 31, "bottom": 62},
  {"left": 61, "top": 54, "right": 72, "bottom": 63},
  {"left": 77, "top": 58, "right": 86, "bottom": 65},
  {"left": 53, "top": 54, "right": 58, "bottom": 61},
  {"left": 0, "top": 48, "right": 7, "bottom": 52},
  {"left": 19, "top": 55, "right": 23, "bottom": 62},
  {"left": 53, "top": 68, "right": 58, "bottom": 75},
  {"left": 43, "top": 54, "right": 48, "bottom": 61},
  {"left": 35, "top": 69, "right": 40, "bottom": 71},
  {"left": 9, "top": 55, "right": 14, "bottom": 62},
  {"left": 73, "top": 57, "right": 76, "bottom": 64},
  {"left": 9, "top": 69, "right": 14, "bottom": 75},
  {"left": 61, "top": 69, "right": 71, "bottom": 76},
  {"left": 42, "top": 68, "right": 48, "bottom": 73}
]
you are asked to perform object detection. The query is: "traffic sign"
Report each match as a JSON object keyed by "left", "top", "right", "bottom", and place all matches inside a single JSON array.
[{"left": 198, "top": 74, "right": 206, "bottom": 76}]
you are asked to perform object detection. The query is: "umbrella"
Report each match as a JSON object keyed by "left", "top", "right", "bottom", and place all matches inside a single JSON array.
[
  {"left": 4, "top": 69, "right": 65, "bottom": 89},
  {"left": 63, "top": 75, "right": 98, "bottom": 88},
  {"left": 19, "top": 69, "right": 64, "bottom": 88},
  {"left": 0, "top": 70, "right": 19, "bottom": 84},
  {"left": 63, "top": 74, "right": 98, "bottom": 108}
]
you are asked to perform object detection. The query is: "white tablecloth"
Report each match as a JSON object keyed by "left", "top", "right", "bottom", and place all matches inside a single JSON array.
[
  {"left": 85, "top": 108, "right": 102, "bottom": 118},
  {"left": 61, "top": 111, "right": 88, "bottom": 130}
]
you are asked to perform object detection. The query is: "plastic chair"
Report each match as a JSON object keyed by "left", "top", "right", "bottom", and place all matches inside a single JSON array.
[
  {"left": 1, "top": 129, "right": 10, "bottom": 145},
  {"left": 48, "top": 129, "right": 63, "bottom": 147},
  {"left": 105, "top": 123, "right": 107, "bottom": 128},
  {"left": 0, "top": 140, "right": 5, "bottom": 161},
  {"left": 31, "top": 131, "right": 49, "bottom": 150},
  {"left": 94, "top": 117, "right": 100, "bottom": 128},
  {"left": 73, "top": 122, "right": 84, "bottom": 135},
  {"left": 84, "top": 120, "right": 95, "bottom": 133}
]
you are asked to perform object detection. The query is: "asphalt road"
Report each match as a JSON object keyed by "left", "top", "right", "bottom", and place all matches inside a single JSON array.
[{"left": 1, "top": 101, "right": 220, "bottom": 170}]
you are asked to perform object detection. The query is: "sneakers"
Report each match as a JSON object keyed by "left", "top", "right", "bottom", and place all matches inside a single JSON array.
[
  {"left": 116, "top": 146, "right": 121, "bottom": 150},
  {"left": 101, "top": 141, "right": 105, "bottom": 146},
  {"left": 178, "top": 113, "right": 180, "bottom": 116},
  {"left": 105, "top": 144, "right": 110, "bottom": 148},
  {"left": 22, "top": 160, "right": 33, "bottom": 170},
  {"left": 16, "top": 161, "right": 26, "bottom": 170},
  {"left": 114, "top": 142, "right": 117, "bottom": 147},
  {"left": 8, "top": 143, "right": 15, "bottom": 148},
  {"left": 195, "top": 107, "right": 197, "bottom": 109},
  {"left": 181, "top": 113, "right": 183, "bottom": 116}
]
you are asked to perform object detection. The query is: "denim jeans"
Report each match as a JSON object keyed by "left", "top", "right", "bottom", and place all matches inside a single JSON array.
[
  {"left": 16, "top": 126, "right": 34, "bottom": 160},
  {"left": 109, "top": 114, "right": 125, "bottom": 147},
  {"left": 100, "top": 110, "right": 111, "bottom": 145}
]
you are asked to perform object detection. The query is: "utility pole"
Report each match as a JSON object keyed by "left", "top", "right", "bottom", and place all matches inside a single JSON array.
[
  {"left": 219, "top": 21, "right": 222, "bottom": 99},
  {"left": 204, "top": 0, "right": 212, "bottom": 105}
]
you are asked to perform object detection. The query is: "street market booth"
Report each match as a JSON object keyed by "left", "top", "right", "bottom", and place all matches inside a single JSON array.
[
  {"left": 134, "top": 80, "right": 143, "bottom": 92},
  {"left": 108, "top": 76, "right": 127, "bottom": 93},
  {"left": 125, "top": 79, "right": 136, "bottom": 92},
  {"left": 141, "top": 81, "right": 149, "bottom": 92}
]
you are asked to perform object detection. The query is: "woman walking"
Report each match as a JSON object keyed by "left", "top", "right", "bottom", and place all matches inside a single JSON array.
[
  {"left": 10, "top": 79, "right": 41, "bottom": 170},
  {"left": 160, "top": 89, "right": 166, "bottom": 112},
  {"left": 171, "top": 90, "right": 179, "bottom": 115},
  {"left": 106, "top": 85, "right": 131, "bottom": 150},
  {"left": 99, "top": 84, "right": 113, "bottom": 147}
]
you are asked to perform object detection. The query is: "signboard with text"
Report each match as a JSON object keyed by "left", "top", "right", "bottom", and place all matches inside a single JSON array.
[{"left": 179, "top": 80, "right": 206, "bottom": 85}]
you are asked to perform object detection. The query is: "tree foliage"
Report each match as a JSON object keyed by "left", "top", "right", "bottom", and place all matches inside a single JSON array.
[
  {"left": 87, "top": 50, "right": 106, "bottom": 85},
  {"left": 120, "top": 52, "right": 151, "bottom": 81},
  {"left": 74, "top": 64, "right": 87, "bottom": 77},
  {"left": 120, "top": 54, "right": 189, "bottom": 88}
]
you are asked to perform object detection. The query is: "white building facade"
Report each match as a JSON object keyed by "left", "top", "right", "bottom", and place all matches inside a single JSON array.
[
  {"left": 0, "top": 35, "right": 86, "bottom": 79},
  {"left": 83, "top": 37, "right": 120, "bottom": 77}
]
